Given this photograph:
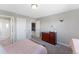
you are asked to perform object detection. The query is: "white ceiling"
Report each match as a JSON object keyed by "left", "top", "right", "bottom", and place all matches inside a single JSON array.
[{"left": 0, "top": 4, "right": 79, "bottom": 18}]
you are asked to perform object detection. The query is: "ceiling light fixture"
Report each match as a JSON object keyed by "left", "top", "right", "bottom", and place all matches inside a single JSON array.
[{"left": 31, "top": 4, "right": 38, "bottom": 9}]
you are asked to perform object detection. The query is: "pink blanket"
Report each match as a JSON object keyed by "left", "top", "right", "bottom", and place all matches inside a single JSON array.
[{"left": 4, "top": 39, "right": 47, "bottom": 54}]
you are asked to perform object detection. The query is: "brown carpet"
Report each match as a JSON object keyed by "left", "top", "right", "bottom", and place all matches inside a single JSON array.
[{"left": 31, "top": 39, "right": 73, "bottom": 54}]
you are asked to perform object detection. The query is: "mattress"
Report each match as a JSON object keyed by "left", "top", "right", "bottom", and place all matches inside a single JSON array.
[{"left": 4, "top": 39, "right": 47, "bottom": 54}]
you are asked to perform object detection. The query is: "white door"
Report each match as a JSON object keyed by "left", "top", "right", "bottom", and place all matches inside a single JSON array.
[
  {"left": 0, "top": 17, "right": 11, "bottom": 46},
  {"left": 31, "top": 20, "right": 40, "bottom": 38},
  {"left": 16, "top": 17, "right": 26, "bottom": 40},
  {"left": 0, "top": 17, "right": 10, "bottom": 39}
]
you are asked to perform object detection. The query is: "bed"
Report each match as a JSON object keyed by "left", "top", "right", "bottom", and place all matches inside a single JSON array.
[
  {"left": 70, "top": 38, "right": 79, "bottom": 54},
  {"left": 3, "top": 39, "right": 47, "bottom": 54}
]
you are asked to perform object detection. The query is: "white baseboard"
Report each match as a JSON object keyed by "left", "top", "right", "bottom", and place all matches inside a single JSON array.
[{"left": 57, "top": 42, "right": 70, "bottom": 48}]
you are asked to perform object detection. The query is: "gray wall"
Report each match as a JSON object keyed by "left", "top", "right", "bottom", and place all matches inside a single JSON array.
[{"left": 38, "top": 9, "right": 79, "bottom": 47}]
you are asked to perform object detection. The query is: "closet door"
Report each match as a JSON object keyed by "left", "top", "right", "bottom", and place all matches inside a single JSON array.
[
  {"left": 16, "top": 17, "right": 26, "bottom": 40},
  {"left": 0, "top": 17, "right": 10, "bottom": 39},
  {"left": 0, "top": 17, "right": 11, "bottom": 46}
]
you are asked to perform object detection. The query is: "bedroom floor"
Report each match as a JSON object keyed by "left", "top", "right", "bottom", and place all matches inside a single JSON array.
[{"left": 31, "top": 39, "right": 73, "bottom": 54}]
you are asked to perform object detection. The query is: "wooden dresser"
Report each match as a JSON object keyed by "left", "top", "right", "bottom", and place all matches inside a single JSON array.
[{"left": 41, "top": 32, "right": 56, "bottom": 45}]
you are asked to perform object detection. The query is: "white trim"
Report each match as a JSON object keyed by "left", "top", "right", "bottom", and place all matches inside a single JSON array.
[{"left": 57, "top": 42, "right": 70, "bottom": 48}]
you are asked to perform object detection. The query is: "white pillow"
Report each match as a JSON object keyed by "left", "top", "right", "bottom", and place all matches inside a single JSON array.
[{"left": 0, "top": 45, "right": 6, "bottom": 54}]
